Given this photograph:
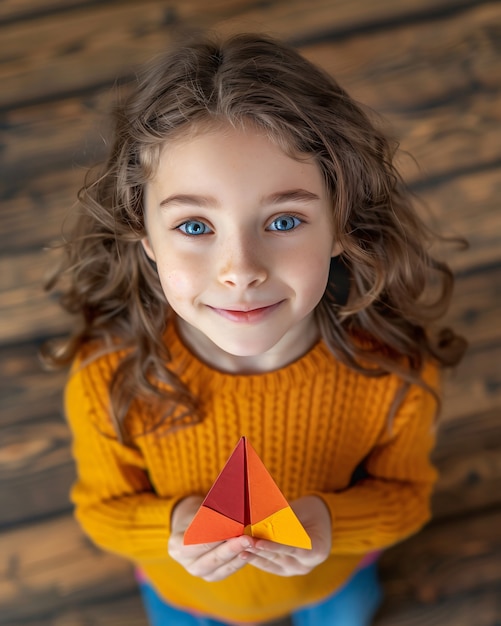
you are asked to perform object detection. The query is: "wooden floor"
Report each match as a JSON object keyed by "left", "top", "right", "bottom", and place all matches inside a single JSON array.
[{"left": 1, "top": 1, "right": 501, "bottom": 624}]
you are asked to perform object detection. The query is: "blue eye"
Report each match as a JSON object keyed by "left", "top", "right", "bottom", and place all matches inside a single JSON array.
[
  {"left": 178, "top": 220, "right": 212, "bottom": 236},
  {"left": 268, "top": 215, "right": 302, "bottom": 232}
]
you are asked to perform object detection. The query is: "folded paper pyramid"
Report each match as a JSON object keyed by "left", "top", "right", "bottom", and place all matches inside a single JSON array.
[{"left": 184, "top": 437, "right": 311, "bottom": 549}]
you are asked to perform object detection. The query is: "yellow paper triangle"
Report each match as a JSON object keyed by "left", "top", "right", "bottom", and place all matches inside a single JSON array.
[{"left": 251, "top": 506, "right": 312, "bottom": 549}]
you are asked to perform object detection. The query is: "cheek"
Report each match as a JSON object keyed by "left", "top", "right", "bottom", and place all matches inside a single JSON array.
[
  {"left": 158, "top": 267, "right": 197, "bottom": 300},
  {"left": 293, "top": 251, "right": 331, "bottom": 299}
]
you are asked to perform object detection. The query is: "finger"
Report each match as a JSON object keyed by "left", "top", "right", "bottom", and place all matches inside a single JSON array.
[
  {"left": 253, "top": 539, "right": 302, "bottom": 557},
  {"left": 185, "top": 536, "right": 254, "bottom": 581},
  {"left": 248, "top": 554, "right": 311, "bottom": 577},
  {"left": 200, "top": 551, "right": 253, "bottom": 582},
  {"left": 250, "top": 540, "right": 320, "bottom": 567},
  {"left": 168, "top": 533, "right": 224, "bottom": 562}
]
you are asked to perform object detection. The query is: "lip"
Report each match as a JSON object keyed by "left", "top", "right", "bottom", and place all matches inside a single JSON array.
[{"left": 208, "top": 301, "right": 283, "bottom": 324}]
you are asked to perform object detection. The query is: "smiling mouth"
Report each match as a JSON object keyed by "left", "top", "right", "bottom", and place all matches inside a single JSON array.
[{"left": 208, "top": 302, "right": 283, "bottom": 323}]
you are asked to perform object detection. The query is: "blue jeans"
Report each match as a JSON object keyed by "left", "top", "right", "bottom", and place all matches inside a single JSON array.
[{"left": 138, "top": 562, "right": 382, "bottom": 626}]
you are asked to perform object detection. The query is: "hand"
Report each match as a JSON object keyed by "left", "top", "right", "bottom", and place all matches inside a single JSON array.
[
  {"left": 245, "top": 495, "right": 332, "bottom": 577},
  {"left": 168, "top": 495, "right": 258, "bottom": 582}
]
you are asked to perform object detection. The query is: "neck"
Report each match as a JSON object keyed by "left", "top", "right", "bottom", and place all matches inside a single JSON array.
[{"left": 175, "top": 314, "right": 320, "bottom": 374}]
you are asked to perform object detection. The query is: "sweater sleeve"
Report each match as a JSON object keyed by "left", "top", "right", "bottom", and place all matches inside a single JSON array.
[
  {"left": 65, "top": 356, "right": 182, "bottom": 563},
  {"left": 312, "top": 364, "right": 440, "bottom": 555}
]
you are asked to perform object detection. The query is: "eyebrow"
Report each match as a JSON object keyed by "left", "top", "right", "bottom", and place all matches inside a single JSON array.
[
  {"left": 160, "top": 194, "right": 217, "bottom": 208},
  {"left": 159, "top": 188, "right": 320, "bottom": 209},
  {"left": 266, "top": 189, "right": 320, "bottom": 205}
]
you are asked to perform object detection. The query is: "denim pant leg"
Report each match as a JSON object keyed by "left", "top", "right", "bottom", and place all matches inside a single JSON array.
[
  {"left": 292, "top": 562, "right": 382, "bottom": 626},
  {"left": 138, "top": 581, "right": 227, "bottom": 626}
]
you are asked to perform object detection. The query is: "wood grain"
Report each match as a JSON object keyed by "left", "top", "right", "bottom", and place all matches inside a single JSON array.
[
  {"left": 27, "top": 594, "right": 148, "bottom": 626},
  {"left": 0, "top": 514, "right": 136, "bottom": 625},
  {"left": 0, "top": 343, "right": 67, "bottom": 428},
  {"left": 2, "top": 0, "right": 499, "bottom": 109},
  {"left": 442, "top": 342, "right": 501, "bottom": 422},
  {"left": 0, "top": 415, "right": 74, "bottom": 528},
  {"left": 375, "top": 587, "right": 501, "bottom": 626},
  {"left": 432, "top": 407, "right": 501, "bottom": 518},
  {"left": 303, "top": 3, "right": 501, "bottom": 112},
  {"left": 376, "top": 508, "right": 501, "bottom": 621}
]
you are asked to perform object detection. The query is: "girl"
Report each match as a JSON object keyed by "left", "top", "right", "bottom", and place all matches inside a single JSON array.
[{"left": 44, "top": 32, "right": 465, "bottom": 626}]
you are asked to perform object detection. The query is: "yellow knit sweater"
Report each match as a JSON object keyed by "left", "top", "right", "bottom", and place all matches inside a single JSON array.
[{"left": 65, "top": 321, "right": 439, "bottom": 623}]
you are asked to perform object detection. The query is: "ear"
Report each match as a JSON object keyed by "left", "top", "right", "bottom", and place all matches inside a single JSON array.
[
  {"left": 141, "top": 237, "right": 156, "bottom": 262},
  {"left": 331, "top": 240, "right": 343, "bottom": 258}
]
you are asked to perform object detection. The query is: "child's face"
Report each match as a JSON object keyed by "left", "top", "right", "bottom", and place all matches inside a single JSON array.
[{"left": 142, "top": 124, "right": 341, "bottom": 372}]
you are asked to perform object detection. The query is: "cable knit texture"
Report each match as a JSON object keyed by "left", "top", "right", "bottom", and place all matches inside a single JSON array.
[{"left": 65, "top": 321, "right": 439, "bottom": 623}]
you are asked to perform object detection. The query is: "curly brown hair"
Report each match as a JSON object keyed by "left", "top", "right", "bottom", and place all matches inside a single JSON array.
[{"left": 43, "top": 32, "right": 466, "bottom": 441}]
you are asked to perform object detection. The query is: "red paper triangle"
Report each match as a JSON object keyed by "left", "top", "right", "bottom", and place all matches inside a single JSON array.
[{"left": 203, "top": 438, "right": 246, "bottom": 523}]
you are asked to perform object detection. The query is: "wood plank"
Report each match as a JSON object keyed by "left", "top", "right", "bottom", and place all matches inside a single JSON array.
[
  {"left": 0, "top": 93, "right": 109, "bottom": 182},
  {"left": 374, "top": 586, "right": 501, "bottom": 626},
  {"left": 303, "top": 2, "right": 501, "bottom": 113},
  {"left": 0, "top": 343, "right": 67, "bottom": 428},
  {"left": 0, "top": 415, "right": 74, "bottom": 528},
  {"left": 442, "top": 342, "right": 501, "bottom": 423},
  {"left": 0, "top": 514, "right": 136, "bottom": 624},
  {"left": 434, "top": 407, "right": 501, "bottom": 461},
  {"left": 0, "top": 0, "right": 253, "bottom": 26},
  {"left": 0, "top": 249, "right": 75, "bottom": 344},
  {"left": 0, "top": 0, "right": 95, "bottom": 23},
  {"left": 393, "top": 91, "right": 501, "bottom": 186},
  {"left": 0, "top": 1, "right": 182, "bottom": 109},
  {"left": 27, "top": 594, "right": 148, "bottom": 626},
  {"left": 432, "top": 407, "right": 501, "bottom": 518},
  {"left": 215, "top": 0, "right": 489, "bottom": 45},
  {"left": 375, "top": 509, "right": 501, "bottom": 625},
  {"left": 418, "top": 168, "right": 501, "bottom": 273},
  {"left": 442, "top": 264, "right": 501, "bottom": 346},
  {"left": 433, "top": 444, "right": 501, "bottom": 519},
  {"left": 1, "top": 169, "right": 81, "bottom": 255},
  {"left": 1, "top": 0, "right": 499, "bottom": 110},
  {"left": 0, "top": 0, "right": 481, "bottom": 26}
]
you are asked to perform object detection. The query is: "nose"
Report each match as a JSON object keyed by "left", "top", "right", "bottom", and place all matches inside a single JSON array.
[{"left": 217, "top": 236, "right": 268, "bottom": 289}]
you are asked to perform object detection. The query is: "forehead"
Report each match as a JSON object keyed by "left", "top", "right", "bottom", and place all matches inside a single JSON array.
[
  {"left": 151, "top": 118, "right": 305, "bottom": 168},
  {"left": 152, "top": 123, "right": 320, "bottom": 186}
]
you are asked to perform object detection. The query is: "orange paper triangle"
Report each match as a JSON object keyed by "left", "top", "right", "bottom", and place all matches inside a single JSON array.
[
  {"left": 184, "top": 437, "right": 311, "bottom": 549},
  {"left": 184, "top": 506, "right": 245, "bottom": 544},
  {"left": 246, "top": 439, "right": 289, "bottom": 522}
]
